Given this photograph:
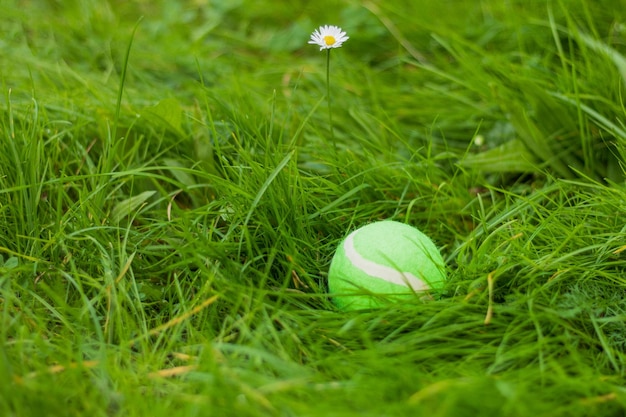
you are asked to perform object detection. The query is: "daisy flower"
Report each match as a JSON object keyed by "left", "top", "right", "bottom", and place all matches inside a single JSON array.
[
  {"left": 308, "top": 25, "right": 349, "bottom": 51},
  {"left": 308, "top": 25, "right": 349, "bottom": 145}
]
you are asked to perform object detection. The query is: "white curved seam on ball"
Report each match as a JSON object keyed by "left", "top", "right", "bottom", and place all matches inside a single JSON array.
[{"left": 343, "top": 232, "right": 430, "bottom": 291}]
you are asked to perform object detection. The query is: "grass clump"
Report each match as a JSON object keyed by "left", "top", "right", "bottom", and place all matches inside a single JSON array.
[{"left": 2, "top": 0, "right": 626, "bottom": 416}]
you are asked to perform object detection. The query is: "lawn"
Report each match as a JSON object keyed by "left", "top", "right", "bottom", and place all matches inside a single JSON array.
[{"left": 2, "top": 0, "right": 626, "bottom": 416}]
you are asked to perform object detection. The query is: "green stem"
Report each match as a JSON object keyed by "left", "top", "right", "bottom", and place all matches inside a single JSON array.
[{"left": 326, "top": 48, "right": 335, "bottom": 145}]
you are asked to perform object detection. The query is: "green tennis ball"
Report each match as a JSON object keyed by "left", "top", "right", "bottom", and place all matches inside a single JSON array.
[{"left": 328, "top": 220, "right": 446, "bottom": 310}]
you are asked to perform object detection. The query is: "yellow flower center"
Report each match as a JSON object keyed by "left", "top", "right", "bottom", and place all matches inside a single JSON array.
[{"left": 323, "top": 35, "right": 336, "bottom": 46}]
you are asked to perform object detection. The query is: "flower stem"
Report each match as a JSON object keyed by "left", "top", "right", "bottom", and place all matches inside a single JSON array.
[{"left": 326, "top": 48, "right": 335, "bottom": 145}]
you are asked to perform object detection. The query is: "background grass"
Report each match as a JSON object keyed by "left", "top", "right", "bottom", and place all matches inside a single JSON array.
[{"left": 2, "top": 0, "right": 626, "bottom": 415}]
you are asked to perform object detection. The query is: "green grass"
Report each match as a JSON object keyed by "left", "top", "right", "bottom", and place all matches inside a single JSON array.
[{"left": 2, "top": 0, "right": 626, "bottom": 415}]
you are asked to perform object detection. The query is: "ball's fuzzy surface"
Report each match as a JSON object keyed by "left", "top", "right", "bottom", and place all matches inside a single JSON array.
[{"left": 328, "top": 220, "right": 446, "bottom": 310}]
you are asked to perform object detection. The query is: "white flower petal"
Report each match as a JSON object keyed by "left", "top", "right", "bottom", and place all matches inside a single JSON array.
[{"left": 308, "top": 25, "right": 349, "bottom": 51}]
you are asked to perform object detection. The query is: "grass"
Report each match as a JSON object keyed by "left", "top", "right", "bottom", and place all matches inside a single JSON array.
[{"left": 2, "top": 0, "right": 626, "bottom": 415}]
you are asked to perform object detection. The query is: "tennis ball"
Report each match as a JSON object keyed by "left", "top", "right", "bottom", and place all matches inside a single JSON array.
[{"left": 328, "top": 220, "right": 446, "bottom": 310}]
